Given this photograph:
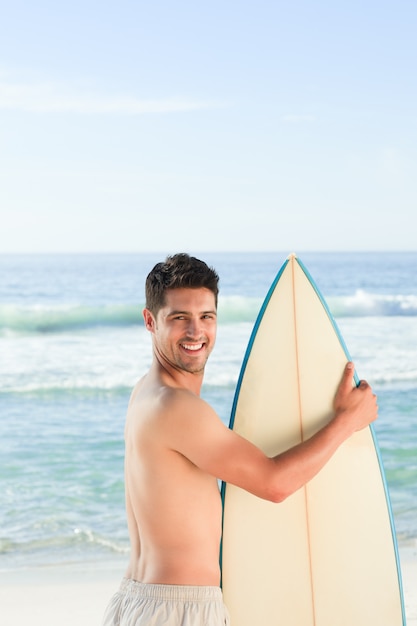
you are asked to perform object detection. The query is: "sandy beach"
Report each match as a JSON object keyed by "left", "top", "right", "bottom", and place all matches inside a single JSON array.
[
  {"left": 0, "top": 560, "right": 126, "bottom": 626},
  {"left": 1, "top": 549, "right": 416, "bottom": 625}
]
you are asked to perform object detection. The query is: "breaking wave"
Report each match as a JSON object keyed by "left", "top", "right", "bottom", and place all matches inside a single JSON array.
[{"left": 1, "top": 291, "right": 417, "bottom": 336}]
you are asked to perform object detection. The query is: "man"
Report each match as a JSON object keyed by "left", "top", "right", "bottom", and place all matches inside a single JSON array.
[{"left": 102, "top": 253, "right": 378, "bottom": 626}]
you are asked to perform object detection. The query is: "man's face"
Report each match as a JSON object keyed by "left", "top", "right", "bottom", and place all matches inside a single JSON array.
[{"left": 147, "top": 287, "right": 217, "bottom": 374}]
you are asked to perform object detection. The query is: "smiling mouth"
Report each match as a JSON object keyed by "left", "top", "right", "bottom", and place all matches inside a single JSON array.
[{"left": 181, "top": 343, "right": 204, "bottom": 352}]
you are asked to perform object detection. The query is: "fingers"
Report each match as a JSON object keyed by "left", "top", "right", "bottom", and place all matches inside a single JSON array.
[
  {"left": 339, "top": 361, "right": 355, "bottom": 392},
  {"left": 342, "top": 363, "right": 370, "bottom": 392},
  {"left": 334, "top": 362, "right": 378, "bottom": 428},
  {"left": 357, "top": 379, "right": 378, "bottom": 422}
]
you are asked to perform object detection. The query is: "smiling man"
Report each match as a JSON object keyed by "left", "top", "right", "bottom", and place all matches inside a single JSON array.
[{"left": 102, "top": 253, "right": 378, "bottom": 626}]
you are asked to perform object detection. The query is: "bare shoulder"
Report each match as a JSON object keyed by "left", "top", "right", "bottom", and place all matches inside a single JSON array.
[
  {"left": 143, "top": 385, "right": 219, "bottom": 440},
  {"left": 127, "top": 380, "right": 208, "bottom": 421},
  {"left": 124, "top": 377, "right": 267, "bottom": 487},
  {"left": 125, "top": 380, "right": 216, "bottom": 440}
]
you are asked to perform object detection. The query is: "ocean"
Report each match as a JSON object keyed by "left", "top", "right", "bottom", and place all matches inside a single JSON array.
[{"left": 1, "top": 251, "right": 416, "bottom": 572}]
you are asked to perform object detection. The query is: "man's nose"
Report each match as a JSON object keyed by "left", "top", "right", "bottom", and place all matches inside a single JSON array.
[{"left": 186, "top": 318, "right": 201, "bottom": 337}]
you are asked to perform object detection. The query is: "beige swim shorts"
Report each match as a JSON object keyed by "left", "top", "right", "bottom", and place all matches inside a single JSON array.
[{"left": 102, "top": 578, "right": 231, "bottom": 626}]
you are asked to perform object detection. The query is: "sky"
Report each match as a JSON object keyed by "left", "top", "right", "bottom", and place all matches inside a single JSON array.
[{"left": 1, "top": 0, "right": 416, "bottom": 253}]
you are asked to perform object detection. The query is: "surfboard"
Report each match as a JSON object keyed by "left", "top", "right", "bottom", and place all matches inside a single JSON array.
[{"left": 221, "top": 253, "right": 405, "bottom": 626}]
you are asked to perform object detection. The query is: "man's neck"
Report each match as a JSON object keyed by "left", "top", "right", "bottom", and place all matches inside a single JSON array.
[{"left": 152, "top": 356, "right": 205, "bottom": 396}]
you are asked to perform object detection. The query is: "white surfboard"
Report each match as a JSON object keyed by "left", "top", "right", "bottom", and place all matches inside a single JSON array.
[{"left": 221, "top": 254, "right": 405, "bottom": 626}]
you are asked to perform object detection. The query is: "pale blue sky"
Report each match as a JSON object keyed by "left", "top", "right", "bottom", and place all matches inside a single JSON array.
[{"left": 1, "top": 0, "right": 416, "bottom": 253}]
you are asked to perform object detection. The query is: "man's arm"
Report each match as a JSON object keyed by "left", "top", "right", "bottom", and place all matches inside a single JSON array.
[
  {"left": 161, "top": 362, "right": 378, "bottom": 503},
  {"left": 262, "top": 362, "right": 378, "bottom": 501}
]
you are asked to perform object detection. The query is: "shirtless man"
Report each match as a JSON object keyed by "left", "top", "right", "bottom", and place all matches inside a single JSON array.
[{"left": 102, "top": 253, "right": 378, "bottom": 626}]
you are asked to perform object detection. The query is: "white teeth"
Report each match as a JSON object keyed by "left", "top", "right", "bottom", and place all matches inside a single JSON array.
[{"left": 182, "top": 343, "right": 203, "bottom": 351}]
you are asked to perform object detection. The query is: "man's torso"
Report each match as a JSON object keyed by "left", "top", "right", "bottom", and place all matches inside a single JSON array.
[{"left": 124, "top": 377, "right": 223, "bottom": 586}]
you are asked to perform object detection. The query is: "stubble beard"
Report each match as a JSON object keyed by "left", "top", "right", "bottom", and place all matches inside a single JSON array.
[
  {"left": 175, "top": 341, "right": 212, "bottom": 375},
  {"left": 175, "top": 352, "right": 209, "bottom": 375}
]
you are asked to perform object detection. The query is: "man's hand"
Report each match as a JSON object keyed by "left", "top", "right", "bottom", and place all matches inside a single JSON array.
[{"left": 333, "top": 362, "right": 378, "bottom": 434}]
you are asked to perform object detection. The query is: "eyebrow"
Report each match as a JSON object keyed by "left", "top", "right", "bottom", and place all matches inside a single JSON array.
[{"left": 167, "top": 309, "right": 217, "bottom": 317}]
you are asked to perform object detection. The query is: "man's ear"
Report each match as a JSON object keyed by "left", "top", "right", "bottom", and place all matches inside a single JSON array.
[{"left": 143, "top": 308, "right": 156, "bottom": 332}]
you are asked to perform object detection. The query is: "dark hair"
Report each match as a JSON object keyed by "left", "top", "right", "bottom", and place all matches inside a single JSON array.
[{"left": 145, "top": 253, "right": 219, "bottom": 315}]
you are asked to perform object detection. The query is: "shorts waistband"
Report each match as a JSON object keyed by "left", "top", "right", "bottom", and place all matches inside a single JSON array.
[{"left": 119, "top": 578, "right": 223, "bottom": 602}]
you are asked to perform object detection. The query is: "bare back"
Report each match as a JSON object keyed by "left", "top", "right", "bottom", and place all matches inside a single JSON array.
[{"left": 124, "top": 374, "right": 223, "bottom": 586}]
